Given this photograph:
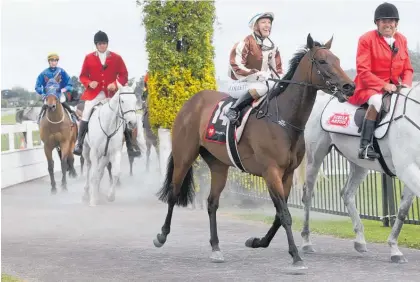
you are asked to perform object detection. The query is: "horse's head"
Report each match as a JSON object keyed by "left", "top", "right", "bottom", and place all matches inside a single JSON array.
[
  {"left": 44, "top": 73, "right": 62, "bottom": 111},
  {"left": 304, "top": 33, "right": 355, "bottom": 102},
  {"left": 115, "top": 81, "right": 138, "bottom": 130}
]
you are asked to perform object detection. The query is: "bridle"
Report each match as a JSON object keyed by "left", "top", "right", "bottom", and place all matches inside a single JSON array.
[
  {"left": 98, "top": 90, "right": 137, "bottom": 156},
  {"left": 258, "top": 46, "right": 352, "bottom": 133}
]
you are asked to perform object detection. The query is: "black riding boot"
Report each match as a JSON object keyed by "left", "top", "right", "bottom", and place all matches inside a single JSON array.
[
  {"left": 225, "top": 91, "right": 254, "bottom": 125},
  {"left": 37, "top": 104, "right": 48, "bottom": 124},
  {"left": 358, "top": 119, "right": 380, "bottom": 160},
  {"left": 61, "top": 101, "right": 79, "bottom": 122},
  {"left": 124, "top": 127, "right": 141, "bottom": 157},
  {"left": 73, "top": 120, "right": 89, "bottom": 156}
]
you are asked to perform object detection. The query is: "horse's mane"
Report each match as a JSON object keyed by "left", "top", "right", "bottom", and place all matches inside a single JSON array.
[{"left": 271, "top": 40, "right": 323, "bottom": 98}]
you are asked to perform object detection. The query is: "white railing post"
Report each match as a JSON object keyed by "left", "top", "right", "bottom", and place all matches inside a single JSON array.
[
  {"left": 8, "top": 132, "right": 15, "bottom": 151},
  {"left": 26, "top": 123, "right": 34, "bottom": 149}
]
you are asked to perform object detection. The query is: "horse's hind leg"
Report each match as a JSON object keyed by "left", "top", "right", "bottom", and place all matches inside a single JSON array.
[
  {"left": 340, "top": 163, "right": 369, "bottom": 253},
  {"left": 201, "top": 151, "right": 229, "bottom": 263},
  {"left": 301, "top": 138, "right": 331, "bottom": 253},
  {"left": 129, "top": 155, "right": 134, "bottom": 176},
  {"left": 80, "top": 155, "right": 85, "bottom": 175},
  {"left": 44, "top": 146, "right": 57, "bottom": 194},
  {"left": 387, "top": 187, "right": 415, "bottom": 263}
]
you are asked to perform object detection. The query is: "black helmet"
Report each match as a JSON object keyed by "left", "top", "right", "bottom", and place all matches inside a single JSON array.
[
  {"left": 374, "top": 2, "right": 399, "bottom": 23},
  {"left": 94, "top": 30, "right": 109, "bottom": 44}
]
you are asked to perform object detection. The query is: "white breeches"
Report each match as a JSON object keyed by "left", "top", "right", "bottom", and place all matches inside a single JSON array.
[
  {"left": 82, "top": 91, "right": 106, "bottom": 121},
  {"left": 227, "top": 80, "right": 276, "bottom": 99},
  {"left": 368, "top": 94, "right": 382, "bottom": 112}
]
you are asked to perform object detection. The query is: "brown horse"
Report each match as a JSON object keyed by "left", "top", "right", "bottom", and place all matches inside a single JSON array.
[
  {"left": 153, "top": 34, "right": 355, "bottom": 268},
  {"left": 39, "top": 73, "right": 78, "bottom": 193}
]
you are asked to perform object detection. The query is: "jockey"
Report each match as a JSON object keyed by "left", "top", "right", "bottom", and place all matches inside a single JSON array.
[
  {"left": 34, "top": 53, "right": 78, "bottom": 124},
  {"left": 73, "top": 30, "right": 141, "bottom": 157},
  {"left": 225, "top": 12, "right": 283, "bottom": 125},
  {"left": 347, "top": 2, "right": 414, "bottom": 160}
]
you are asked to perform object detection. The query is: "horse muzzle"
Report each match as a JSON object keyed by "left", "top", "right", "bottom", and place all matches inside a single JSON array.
[
  {"left": 47, "top": 104, "right": 57, "bottom": 111},
  {"left": 127, "top": 120, "right": 137, "bottom": 130}
]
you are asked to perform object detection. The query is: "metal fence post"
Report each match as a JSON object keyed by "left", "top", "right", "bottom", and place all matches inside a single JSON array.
[{"left": 382, "top": 173, "right": 396, "bottom": 227}]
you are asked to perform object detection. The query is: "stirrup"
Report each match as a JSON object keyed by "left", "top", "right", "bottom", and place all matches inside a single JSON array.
[{"left": 226, "top": 109, "right": 239, "bottom": 124}]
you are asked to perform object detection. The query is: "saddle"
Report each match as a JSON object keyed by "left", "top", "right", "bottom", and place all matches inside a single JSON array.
[{"left": 353, "top": 93, "right": 392, "bottom": 132}]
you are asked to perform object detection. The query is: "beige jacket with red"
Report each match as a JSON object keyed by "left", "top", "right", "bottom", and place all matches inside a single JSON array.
[{"left": 229, "top": 34, "right": 283, "bottom": 80}]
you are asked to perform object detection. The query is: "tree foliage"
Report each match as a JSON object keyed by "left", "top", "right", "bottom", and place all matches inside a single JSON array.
[{"left": 138, "top": 0, "right": 217, "bottom": 130}]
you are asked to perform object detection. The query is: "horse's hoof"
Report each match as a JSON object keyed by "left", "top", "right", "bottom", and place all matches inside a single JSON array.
[
  {"left": 291, "top": 260, "right": 308, "bottom": 270},
  {"left": 153, "top": 238, "right": 164, "bottom": 248},
  {"left": 354, "top": 241, "right": 368, "bottom": 253},
  {"left": 89, "top": 199, "right": 98, "bottom": 207},
  {"left": 245, "top": 237, "right": 258, "bottom": 248},
  {"left": 51, "top": 188, "right": 57, "bottom": 195},
  {"left": 391, "top": 255, "right": 408, "bottom": 264},
  {"left": 301, "top": 244, "right": 316, "bottom": 253},
  {"left": 210, "top": 251, "right": 224, "bottom": 263},
  {"left": 107, "top": 194, "right": 115, "bottom": 202}
]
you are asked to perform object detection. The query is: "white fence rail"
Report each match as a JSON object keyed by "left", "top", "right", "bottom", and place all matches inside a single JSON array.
[{"left": 1, "top": 114, "right": 146, "bottom": 189}]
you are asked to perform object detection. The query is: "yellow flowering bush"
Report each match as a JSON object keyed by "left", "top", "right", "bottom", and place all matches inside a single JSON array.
[{"left": 140, "top": 0, "right": 217, "bottom": 131}]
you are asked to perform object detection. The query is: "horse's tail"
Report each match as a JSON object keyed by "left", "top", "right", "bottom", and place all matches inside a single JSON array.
[{"left": 156, "top": 153, "right": 195, "bottom": 207}]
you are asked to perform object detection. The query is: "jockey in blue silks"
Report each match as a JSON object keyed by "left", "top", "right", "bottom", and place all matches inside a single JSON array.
[{"left": 35, "top": 52, "right": 78, "bottom": 124}]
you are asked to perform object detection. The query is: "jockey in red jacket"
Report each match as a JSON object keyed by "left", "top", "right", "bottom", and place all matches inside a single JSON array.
[
  {"left": 347, "top": 2, "right": 413, "bottom": 160},
  {"left": 73, "top": 30, "right": 141, "bottom": 157}
]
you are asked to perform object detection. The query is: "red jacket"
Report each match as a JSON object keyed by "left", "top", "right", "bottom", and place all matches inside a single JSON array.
[
  {"left": 79, "top": 51, "right": 128, "bottom": 101},
  {"left": 348, "top": 30, "right": 413, "bottom": 106}
]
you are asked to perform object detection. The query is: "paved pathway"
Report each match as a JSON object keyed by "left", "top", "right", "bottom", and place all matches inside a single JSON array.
[{"left": 2, "top": 154, "right": 420, "bottom": 282}]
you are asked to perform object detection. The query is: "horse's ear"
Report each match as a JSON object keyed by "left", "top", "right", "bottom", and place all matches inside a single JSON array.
[
  {"left": 307, "top": 33, "right": 314, "bottom": 49},
  {"left": 324, "top": 35, "right": 333, "bottom": 50}
]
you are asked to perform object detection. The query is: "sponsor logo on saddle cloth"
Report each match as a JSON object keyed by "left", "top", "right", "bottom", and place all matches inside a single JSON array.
[
  {"left": 204, "top": 95, "right": 266, "bottom": 144},
  {"left": 320, "top": 95, "right": 398, "bottom": 139}
]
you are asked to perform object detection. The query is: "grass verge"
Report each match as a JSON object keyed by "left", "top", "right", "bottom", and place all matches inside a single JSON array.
[
  {"left": 1, "top": 274, "right": 23, "bottom": 282},
  {"left": 233, "top": 213, "right": 420, "bottom": 249},
  {"left": 1, "top": 114, "right": 16, "bottom": 125}
]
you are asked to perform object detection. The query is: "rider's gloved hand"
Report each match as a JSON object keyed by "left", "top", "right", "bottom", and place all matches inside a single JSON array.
[{"left": 256, "top": 70, "right": 272, "bottom": 82}]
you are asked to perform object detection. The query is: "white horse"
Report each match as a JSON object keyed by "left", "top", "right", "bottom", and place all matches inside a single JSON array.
[
  {"left": 82, "top": 82, "right": 138, "bottom": 206},
  {"left": 296, "top": 82, "right": 420, "bottom": 263}
]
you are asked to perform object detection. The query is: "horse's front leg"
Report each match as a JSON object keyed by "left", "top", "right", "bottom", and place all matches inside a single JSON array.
[
  {"left": 44, "top": 146, "right": 56, "bottom": 194},
  {"left": 59, "top": 142, "right": 72, "bottom": 191},
  {"left": 108, "top": 151, "right": 122, "bottom": 202},
  {"left": 263, "top": 166, "right": 305, "bottom": 269},
  {"left": 81, "top": 143, "right": 91, "bottom": 202}
]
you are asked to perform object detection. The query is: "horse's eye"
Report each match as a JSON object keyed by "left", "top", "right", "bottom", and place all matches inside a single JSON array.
[{"left": 319, "top": 60, "right": 327, "bottom": 64}]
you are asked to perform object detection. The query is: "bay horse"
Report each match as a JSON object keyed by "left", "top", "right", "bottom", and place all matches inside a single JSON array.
[
  {"left": 296, "top": 82, "right": 420, "bottom": 263},
  {"left": 152, "top": 34, "right": 355, "bottom": 268},
  {"left": 39, "top": 73, "right": 78, "bottom": 193}
]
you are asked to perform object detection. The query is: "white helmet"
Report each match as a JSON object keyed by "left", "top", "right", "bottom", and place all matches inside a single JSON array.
[{"left": 248, "top": 12, "right": 274, "bottom": 30}]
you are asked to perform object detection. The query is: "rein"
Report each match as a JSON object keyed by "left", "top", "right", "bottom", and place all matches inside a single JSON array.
[
  {"left": 98, "top": 91, "right": 137, "bottom": 156},
  {"left": 256, "top": 46, "right": 343, "bottom": 133},
  {"left": 388, "top": 82, "right": 420, "bottom": 131}
]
